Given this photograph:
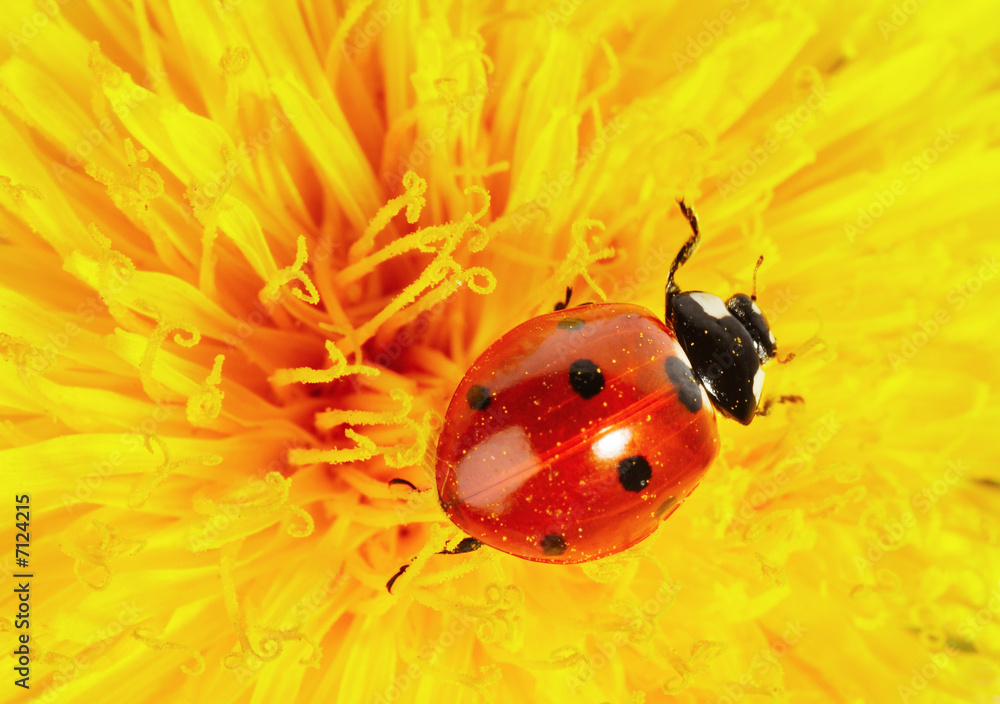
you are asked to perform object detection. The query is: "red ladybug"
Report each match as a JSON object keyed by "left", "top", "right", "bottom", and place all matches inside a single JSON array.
[{"left": 388, "top": 202, "right": 790, "bottom": 589}]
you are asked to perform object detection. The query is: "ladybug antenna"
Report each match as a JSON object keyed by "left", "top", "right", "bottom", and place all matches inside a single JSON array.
[
  {"left": 666, "top": 200, "right": 701, "bottom": 320},
  {"left": 751, "top": 255, "right": 764, "bottom": 302}
]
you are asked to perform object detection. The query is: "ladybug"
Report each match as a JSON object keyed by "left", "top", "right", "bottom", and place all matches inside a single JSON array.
[{"left": 388, "top": 201, "right": 791, "bottom": 589}]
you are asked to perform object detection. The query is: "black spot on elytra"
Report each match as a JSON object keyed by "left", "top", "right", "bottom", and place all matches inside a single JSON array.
[
  {"left": 569, "top": 359, "right": 604, "bottom": 399},
  {"left": 466, "top": 384, "right": 492, "bottom": 411},
  {"left": 557, "top": 317, "right": 585, "bottom": 330},
  {"left": 540, "top": 534, "right": 567, "bottom": 556},
  {"left": 665, "top": 356, "right": 703, "bottom": 413},
  {"left": 618, "top": 455, "right": 652, "bottom": 492}
]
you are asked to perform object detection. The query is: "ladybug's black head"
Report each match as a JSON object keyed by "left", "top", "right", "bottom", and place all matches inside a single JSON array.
[
  {"left": 724, "top": 292, "right": 777, "bottom": 365},
  {"left": 664, "top": 203, "right": 779, "bottom": 425}
]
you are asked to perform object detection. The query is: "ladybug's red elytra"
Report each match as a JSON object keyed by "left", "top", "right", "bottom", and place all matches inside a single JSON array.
[{"left": 387, "top": 201, "right": 792, "bottom": 589}]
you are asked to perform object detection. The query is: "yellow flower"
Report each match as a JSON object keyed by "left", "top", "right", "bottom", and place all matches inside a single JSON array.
[{"left": 1, "top": 0, "right": 998, "bottom": 702}]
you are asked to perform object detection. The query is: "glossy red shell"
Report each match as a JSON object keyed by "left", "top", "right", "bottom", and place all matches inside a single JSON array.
[{"left": 435, "top": 303, "right": 720, "bottom": 563}]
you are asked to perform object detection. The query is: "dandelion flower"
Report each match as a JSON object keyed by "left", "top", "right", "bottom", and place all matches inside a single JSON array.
[{"left": 1, "top": 1, "right": 999, "bottom": 703}]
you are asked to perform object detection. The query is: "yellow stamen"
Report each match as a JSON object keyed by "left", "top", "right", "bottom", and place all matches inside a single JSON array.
[
  {"left": 186, "top": 354, "right": 226, "bottom": 424},
  {"left": 128, "top": 435, "right": 223, "bottom": 509},
  {"left": 221, "top": 540, "right": 281, "bottom": 668},
  {"left": 220, "top": 46, "right": 251, "bottom": 130},
  {"left": 348, "top": 171, "right": 427, "bottom": 261},
  {"left": 86, "top": 138, "right": 165, "bottom": 219},
  {"left": 270, "top": 339, "right": 379, "bottom": 386},
  {"left": 135, "top": 301, "right": 201, "bottom": 399},
  {"left": 132, "top": 628, "right": 205, "bottom": 675},
  {"left": 260, "top": 234, "right": 321, "bottom": 305},
  {"left": 62, "top": 521, "right": 145, "bottom": 590}
]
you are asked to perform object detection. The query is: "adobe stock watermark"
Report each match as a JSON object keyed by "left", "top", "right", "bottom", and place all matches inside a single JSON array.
[
  {"left": 384, "top": 77, "right": 501, "bottom": 190},
  {"left": 565, "top": 579, "right": 681, "bottom": 692},
  {"left": 603, "top": 243, "right": 675, "bottom": 303},
  {"left": 217, "top": 234, "right": 345, "bottom": 351},
  {"left": 51, "top": 67, "right": 168, "bottom": 184},
  {"left": 187, "top": 439, "right": 304, "bottom": 551},
  {"left": 854, "top": 460, "right": 969, "bottom": 575},
  {"left": 717, "top": 82, "right": 831, "bottom": 200},
  {"left": 731, "top": 412, "right": 840, "bottom": 531},
  {"left": 844, "top": 126, "right": 959, "bottom": 242},
  {"left": 597, "top": 226, "right": 799, "bottom": 324},
  {"left": 758, "top": 287, "right": 800, "bottom": 326},
  {"left": 213, "top": 0, "right": 251, "bottom": 15},
  {"left": 897, "top": 584, "right": 998, "bottom": 702},
  {"left": 371, "top": 587, "right": 509, "bottom": 704},
  {"left": 342, "top": 0, "right": 403, "bottom": 57},
  {"left": 184, "top": 108, "right": 295, "bottom": 219},
  {"left": 886, "top": 256, "right": 996, "bottom": 371},
  {"left": 230, "top": 569, "right": 349, "bottom": 684},
  {"left": 508, "top": 116, "right": 626, "bottom": 233},
  {"left": 340, "top": 296, "right": 453, "bottom": 396},
  {"left": 34, "top": 600, "right": 146, "bottom": 703},
  {"left": 714, "top": 619, "right": 809, "bottom": 703},
  {"left": 22, "top": 261, "right": 133, "bottom": 383},
  {"left": 545, "top": 0, "right": 584, "bottom": 27},
  {"left": 61, "top": 396, "right": 181, "bottom": 514},
  {"left": 7, "top": 0, "right": 73, "bottom": 53},
  {"left": 878, "top": 0, "right": 929, "bottom": 40},
  {"left": 279, "top": 569, "right": 349, "bottom": 630},
  {"left": 672, "top": 0, "right": 751, "bottom": 73},
  {"left": 393, "top": 405, "right": 514, "bottom": 524}
]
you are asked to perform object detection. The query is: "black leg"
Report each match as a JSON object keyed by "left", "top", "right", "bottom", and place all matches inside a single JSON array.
[
  {"left": 554, "top": 286, "right": 573, "bottom": 311},
  {"left": 439, "top": 537, "right": 482, "bottom": 555},
  {"left": 388, "top": 478, "right": 419, "bottom": 491},
  {"left": 665, "top": 200, "right": 701, "bottom": 320},
  {"left": 386, "top": 564, "right": 409, "bottom": 593},
  {"left": 755, "top": 394, "right": 804, "bottom": 417},
  {"left": 386, "top": 537, "right": 483, "bottom": 593}
]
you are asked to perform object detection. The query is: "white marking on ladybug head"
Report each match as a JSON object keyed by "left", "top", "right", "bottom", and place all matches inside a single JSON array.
[
  {"left": 751, "top": 300, "right": 763, "bottom": 316},
  {"left": 700, "top": 381, "right": 712, "bottom": 411},
  {"left": 752, "top": 366, "right": 765, "bottom": 403},
  {"left": 689, "top": 292, "right": 731, "bottom": 321},
  {"left": 675, "top": 344, "right": 693, "bottom": 368},
  {"left": 592, "top": 427, "right": 632, "bottom": 460},
  {"left": 768, "top": 329, "right": 776, "bottom": 345}
]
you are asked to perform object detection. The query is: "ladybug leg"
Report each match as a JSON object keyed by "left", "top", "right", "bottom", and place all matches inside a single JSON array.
[
  {"left": 386, "top": 537, "right": 483, "bottom": 593},
  {"left": 779, "top": 313, "right": 826, "bottom": 365},
  {"left": 386, "top": 563, "right": 410, "bottom": 593},
  {"left": 385, "top": 478, "right": 421, "bottom": 592},
  {"left": 438, "top": 537, "right": 483, "bottom": 555},
  {"left": 755, "top": 394, "right": 804, "bottom": 417},
  {"left": 554, "top": 286, "right": 573, "bottom": 311},
  {"left": 388, "top": 478, "right": 420, "bottom": 491},
  {"left": 665, "top": 200, "right": 702, "bottom": 318}
]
